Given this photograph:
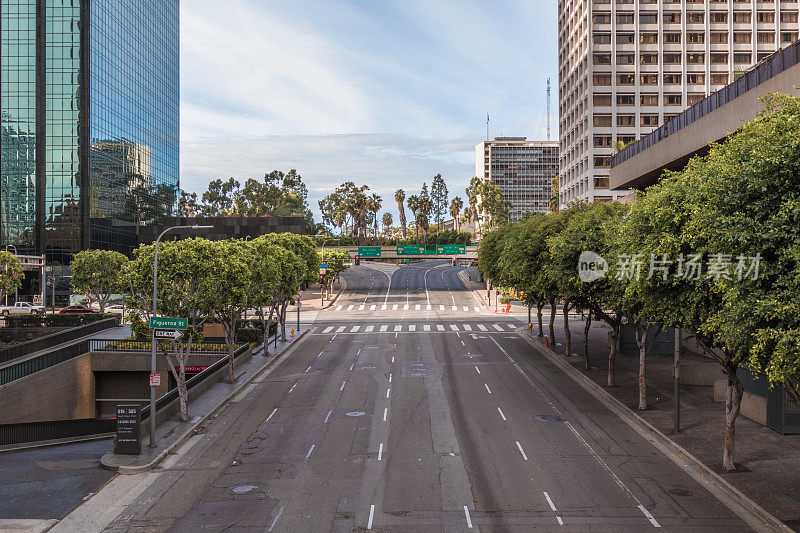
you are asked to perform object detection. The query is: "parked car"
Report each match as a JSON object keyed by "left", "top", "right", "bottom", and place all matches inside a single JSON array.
[
  {"left": 0, "top": 302, "right": 46, "bottom": 316},
  {"left": 106, "top": 304, "right": 131, "bottom": 316},
  {"left": 57, "top": 305, "right": 95, "bottom": 314}
]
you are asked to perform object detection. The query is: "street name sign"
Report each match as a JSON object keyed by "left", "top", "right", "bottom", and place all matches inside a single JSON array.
[
  {"left": 153, "top": 329, "right": 182, "bottom": 340},
  {"left": 149, "top": 317, "right": 187, "bottom": 330},
  {"left": 319, "top": 263, "right": 328, "bottom": 268}
]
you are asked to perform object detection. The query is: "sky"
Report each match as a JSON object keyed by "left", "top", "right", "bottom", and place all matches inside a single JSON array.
[{"left": 179, "top": 0, "right": 558, "bottom": 224}]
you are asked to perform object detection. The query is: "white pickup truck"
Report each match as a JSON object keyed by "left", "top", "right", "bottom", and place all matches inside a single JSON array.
[{"left": 0, "top": 302, "right": 46, "bottom": 316}]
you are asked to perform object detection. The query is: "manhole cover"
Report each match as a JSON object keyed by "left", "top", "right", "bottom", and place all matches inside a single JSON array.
[
  {"left": 669, "top": 488, "right": 693, "bottom": 497},
  {"left": 232, "top": 485, "right": 258, "bottom": 494},
  {"left": 534, "top": 415, "right": 565, "bottom": 422},
  {"left": 346, "top": 411, "right": 365, "bottom": 417}
]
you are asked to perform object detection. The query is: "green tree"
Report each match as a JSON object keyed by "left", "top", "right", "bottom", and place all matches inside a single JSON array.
[
  {"left": 431, "top": 174, "right": 448, "bottom": 231},
  {"left": 395, "top": 189, "right": 407, "bottom": 239},
  {"left": 382, "top": 212, "right": 393, "bottom": 234},
  {"left": 70, "top": 249, "right": 127, "bottom": 312},
  {"left": 449, "top": 196, "right": 463, "bottom": 232},
  {"left": 0, "top": 251, "right": 23, "bottom": 304}
]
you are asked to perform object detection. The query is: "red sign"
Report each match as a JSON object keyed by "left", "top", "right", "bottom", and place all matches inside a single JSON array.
[
  {"left": 174, "top": 366, "right": 209, "bottom": 373},
  {"left": 149, "top": 373, "right": 161, "bottom": 386}
]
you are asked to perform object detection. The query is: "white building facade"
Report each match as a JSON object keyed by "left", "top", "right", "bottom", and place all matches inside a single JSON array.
[{"left": 558, "top": 0, "right": 800, "bottom": 207}]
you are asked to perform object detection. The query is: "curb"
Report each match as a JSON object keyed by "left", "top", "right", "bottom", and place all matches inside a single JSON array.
[
  {"left": 516, "top": 329, "right": 791, "bottom": 533},
  {"left": 107, "top": 329, "right": 311, "bottom": 475},
  {"left": 456, "top": 270, "right": 489, "bottom": 310}
]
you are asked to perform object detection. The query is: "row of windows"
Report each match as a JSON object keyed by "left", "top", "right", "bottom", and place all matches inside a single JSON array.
[
  {"left": 593, "top": 31, "right": 797, "bottom": 45},
  {"left": 597, "top": 0, "right": 795, "bottom": 5},
  {"left": 594, "top": 71, "right": 745, "bottom": 86},
  {"left": 594, "top": 51, "right": 779, "bottom": 66},
  {"left": 594, "top": 93, "right": 706, "bottom": 107},
  {"left": 593, "top": 11, "right": 797, "bottom": 24},
  {"left": 593, "top": 110, "right": 683, "bottom": 127}
]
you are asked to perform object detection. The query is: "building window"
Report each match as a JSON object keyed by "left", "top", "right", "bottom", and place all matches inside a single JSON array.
[
  {"left": 593, "top": 135, "right": 612, "bottom": 147},
  {"left": 710, "top": 73, "right": 729, "bottom": 84},
  {"left": 687, "top": 94, "right": 705, "bottom": 105},
  {"left": 639, "top": 12, "right": 658, "bottom": 23},
  {"left": 687, "top": 12, "right": 705, "bottom": 23},
  {"left": 711, "top": 52, "right": 729, "bottom": 64},
  {"left": 733, "top": 32, "right": 752, "bottom": 43},
  {"left": 616, "top": 33, "right": 635, "bottom": 44},
  {"left": 616, "top": 93, "right": 635, "bottom": 105},
  {"left": 593, "top": 73, "right": 612, "bottom": 86},
  {"left": 594, "top": 53, "right": 612, "bottom": 65},
  {"left": 781, "top": 12, "right": 798, "bottom": 23},
  {"left": 640, "top": 33, "right": 658, "bottom": 44},
  {"left": 782, "top": 32, "right": 799, "bottom": 43},
  {"left": 594, "top": 177, "right": 610, "bottom": 189},
  {"left": 619, "top": 135, "right": 636, "bottom": 145},
  {"left": 711, "top": 12, "right": 728, "bottom": 23},
  {"left": 733, "top": 52, "right": 751, "bottom": 63},
  {"left": 710, "top": 32, "right": 729, "bottom": 44},
  {"left": 640, "top": 93, "right": 659, "bottom": 105},
  {"left": 594, "top": 156, "right": 612, "bottom": 168},
  {"left": 640, "top": 114, "right": 659, "bottom": 126},
  {"left": 593, "top": 93, "right": 612, "bottom": 106},
  {"left": 593, "top": 114, "right": 612, "bottom": 126},
  {"left": 664, "top": 33, "right": 682, "bottom": 43},
  {"left": 733, "top": 12, "right": 751, "bottom": 23},
  {"left": 663, "top": 12, "right": 681, "bottom": 23},
  {"left": 663, "top": 52, "right": 682, "bottom": 64},
  {"left": 616, "top": 53, "right": 635, "bottom": 64},
  {"left": 687, "top": 53, "right": 705, "bottom": 64},
  {"left": 665, "top": 94, "right": 683, "bottom": 105},
  {"left": 593, "top": 33, "right": 612, "bottom": 44},
  {"left": 592, "top": 12, "right": 611, "bottom": 24},
  {"left": 757, "top": 32, "right": 774, "bottom": 44},
  {"left": 640, "top": 73, "right": 658, "bottom": 84},
  {"left": 687, "top": 33, "right": 705, "bottom": 43},
  {"left": 686, "top": 73, "right": 705, "bottom": 84},
  {"left": 663, "top": 73, "right": 682, "bottom": 84},
  {"left": 640, "top": 53, "right": 658, "bottom": 64},
  {"left": 757, "top": 12, "right": 775, "bottom": 23},
  {"left": 616, "top": 114, "right": 635, "bottom": 126},
  {"left": 617, "top": 73, "right": 635, "bottom": 84},
  {"left": 616, "top": 12, "right": 634, "bottom": 23}
]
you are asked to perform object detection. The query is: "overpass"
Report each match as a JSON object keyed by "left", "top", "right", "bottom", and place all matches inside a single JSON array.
[{"left": 319, "top": 245, "right": 478, "bottom": 260}]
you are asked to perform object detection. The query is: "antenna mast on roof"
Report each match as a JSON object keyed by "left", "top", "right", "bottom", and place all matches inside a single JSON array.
[{"left": 546, "top": 78, "right": 551, "bottom": 141}]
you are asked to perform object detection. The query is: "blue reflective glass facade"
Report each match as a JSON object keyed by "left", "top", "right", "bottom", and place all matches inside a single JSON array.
[{"left": 0, "top": 0, "right": 178, "bottom": 265}]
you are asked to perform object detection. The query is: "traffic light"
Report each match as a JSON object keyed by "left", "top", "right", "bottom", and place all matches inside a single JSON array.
[
  {"left": 355, "top": 256, "right": 361, "bottom": 265},
  {"left": 319, "top": 273, "right": 324, "bottom": 288}
]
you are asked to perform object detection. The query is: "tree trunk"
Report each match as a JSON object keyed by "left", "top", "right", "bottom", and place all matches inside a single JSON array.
[
  {"left": 563, "top": 303, "right": 572, "bottom": 356},
  {"left": 636, "top": 324, "right": 647, "bottom": 410},
  {"left": 226, "top": 322, "right": 236, "bottom": 384},
  {"left": 608, "top": 322, "right": 619, "bottom": 387},
  {"left": 527, "top": 304, "right": 531, "bottom": 329},
  {"left": 584, "top": 311, "right": 592, "bottom": 370},
  {"left": 536, "top": 301, "right": 544, "bottom": 337},
  {"left": 723, "top": 368, "right": 744, "bottom": 471},
  {"left": 280, "top": 304, "right": 287, "bottom": 341},
  {"left": 548, "top": 299, "right": 556, "bottom": 342}
]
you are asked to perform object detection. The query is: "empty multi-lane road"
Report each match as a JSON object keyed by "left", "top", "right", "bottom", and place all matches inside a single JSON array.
[{"left": 94, "top": 261, "right": 752, "bottom": 531}]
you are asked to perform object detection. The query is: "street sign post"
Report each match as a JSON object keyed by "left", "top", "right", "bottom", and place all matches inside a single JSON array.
[
  {"left": 153, "top": 329, "right": 182, "bottom": 340},
  {"left": 115, "top": 404, "right": 141, "bottom": 455},
  {"left": 149, "top": 317, "right": 187, "bottom": 330}
]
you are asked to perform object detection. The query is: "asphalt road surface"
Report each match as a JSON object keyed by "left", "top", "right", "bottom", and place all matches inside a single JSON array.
[{"left": 100, "top": 261, "right": 752, "bottom": 532}]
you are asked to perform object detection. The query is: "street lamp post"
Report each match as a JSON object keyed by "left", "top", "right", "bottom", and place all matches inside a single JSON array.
[{"left": 149, "top": 224, "right": 212, "bottom": 448}]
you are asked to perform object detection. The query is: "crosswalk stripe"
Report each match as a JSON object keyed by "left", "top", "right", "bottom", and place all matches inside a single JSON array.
[
  {"left": 393, "top": 304, "right": 398, "bottom": 310},
  {"left": 474, "top": 306, "right": 480, "bottom": 313},
  {"left": 323, "top": 326, "right": 334, "bottom": 333},
  {"left": 336, "top": 326, "right": 346, "bottom": 333},
  {"left": 404, "top": 304, "right": 409, "bottom": 310},
  {"left": 409, "top": 325, "right": 416, "bottom": 332},
  {"left": 463, "top": 306, "right": 469, "bottom": 312},
  {"left": 336, "top": 306, "right": 342, "bottom": 311},
  {"left": 451, "top": 305, "right": 458, "bottom": 311},
  {"left": 507, "top": 323, "right": 517, "bottom": 330},
  {"left": 492, "top": 324, "right": 504, "bottom": 331},
  {"left": 426, "top": 305, "right": 432, "bottom": 311},
  {"left": 424, "top": 325, "right": 431, "bottom": 331},
  {"left": 477, "top": 324, "right": 488, "bottom": 331},
  {"left": 394, "top": 325, "right": 402, "bottom": 332},
  {"left": 359, "top": 305, "right": 365, "bottom": 310},
  {"left": 351, "top": 325, "right": 360, "bottom": 332},
  {"left": 347, "top": 305, "right": 354, "bottom": 311},
  {"left": 415, "top": 304, "right": 421, "bottom": 311},
  {"left": 450, "top": 324, "right": 459, "bottom": 331},
  {"left": 463, "top": 324, "right": 472, "bottom": 331},
  {"left": 370, "top": 305, "right": 376, "bottom": 311},
  {"left": 365, "top": 325, "right": 374, "bottom": 332},
  {"left": 439, "top": 305, "right": 445, "bottom": 310},
  {"left": 380, "top": 325, "right": 388, "bottom": 332},
  {"left": 437, "top": 325, "right": 445, "bottom": 331},
  {"left": 381, "top": 304, "right": 387, "bottom": 310}
]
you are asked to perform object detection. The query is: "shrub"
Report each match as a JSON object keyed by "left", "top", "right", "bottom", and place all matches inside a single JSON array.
[{"left": 4, "top": 313, "right": 120, "bottom": 328}]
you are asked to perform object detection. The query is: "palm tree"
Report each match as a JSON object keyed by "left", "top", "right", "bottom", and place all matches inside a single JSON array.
[
  {"left": 382, "top": 212, "right": 393, "bottom": 235},
  {"left": 395, "top": 189, "right": 407, "bottom": 239},
  {"left": 368, "top": 194, "right": 382, "bottom": 239},
  {"left": 407, "top": 194, "right": 420, "bottom": 242},
  {"left": 450, "top": 196, "right": 463, "bottom": 232}
]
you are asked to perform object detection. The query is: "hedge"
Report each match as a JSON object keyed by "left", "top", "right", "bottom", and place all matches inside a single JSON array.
[{"left": 4, "top": 313, "right": 121, "bottom": 329}]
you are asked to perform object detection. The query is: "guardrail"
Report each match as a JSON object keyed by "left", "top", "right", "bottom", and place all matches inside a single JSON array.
[
  {"left": 0, "top": 317, "right": 118, "bottom": 365},
  {"left": 0, "top": 340, "right": 89, "bottom": 386},
  {"left": 0, "top": 417, "right": 115, "bottom": 449},
  {"left": 88, "top": 339, "right": 236, "bottom": 355},
  {"left": 613, "top": 39, "right": 800, "bottom": 168}
]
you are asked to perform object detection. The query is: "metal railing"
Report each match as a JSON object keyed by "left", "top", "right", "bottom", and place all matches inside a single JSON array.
[
  {"left": 613, "top": 39, "right": 800, "bottom": 168},
  {"left": 0, "top": 317, "right": 118, "bottom": 365},
  {"left": 0, "top": 341, "right": 89, "bottom": 386},
  {"left": 0, "top": 417, "right": 116, "bottom": 448}
]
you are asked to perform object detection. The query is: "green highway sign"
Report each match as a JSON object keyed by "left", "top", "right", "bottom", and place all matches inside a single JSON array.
[
  {"left": 149, "top": 317, "right": 188, "bottom": 330},
  {"left": 357, "top": 246, "right": 382, "bottom": 257}
]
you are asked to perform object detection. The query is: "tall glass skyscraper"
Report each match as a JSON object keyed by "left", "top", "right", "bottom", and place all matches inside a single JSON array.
[{"left": 1, "top": 0, "right": 178, "bottom": 267}]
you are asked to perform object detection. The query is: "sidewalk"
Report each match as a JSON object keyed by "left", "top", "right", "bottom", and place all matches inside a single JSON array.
[
  {"left": 527, "top": 310, "right": 800, "bottom": 530},
  {"left": 100, "top": 328, "right": 310, "bottom": 474}
]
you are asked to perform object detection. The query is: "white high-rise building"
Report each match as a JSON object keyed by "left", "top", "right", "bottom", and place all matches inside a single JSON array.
[{"left": 558, "top": 0, "right": 799, "bottom": 207}]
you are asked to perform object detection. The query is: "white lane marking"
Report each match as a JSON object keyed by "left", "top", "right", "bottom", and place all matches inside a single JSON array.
[
  {"left": 461, "top": 340, "right": 465, "bottom": 346},
  {"left": 492, "top": 324, "right": 504, "bottom": 331},
  {"left": 463, "top": 324, "right": 472, "bottom": 331},
  {"left": 340, "top": 381, "right": 346, "bottom": 391},
  {"left": 484, "top": 384, "right": 492, "bottom": 394},
  {"left": 347, "top": 305, "right": 354, "bottom": 311},
  {"left": 305, "top": 365, "right": 311, "bottom": 373},
  {"left": 638, "top": 505, "right": 661, "bottom": 528},
  {"left": 464, "top": 506, "right": 473, "bottom": 529},
  {"left": 386, "top": 388, "right": 391, "bottom": 398},
  {"left": 365, "top": 325, "right": 374, "bottom": 332},
  {"left": 267, "top": 506, "right": 284, "bottom": 532},
  {"left": 452, "top": 305, "right": 458, "bottom": 311},
  {"left": 437, "top": 325, "right": 445, "bottom": 331},
  {"left": 477, "top": 324, "right": 488, "bottom": 331},
  {"left": 403, "top": 304, "right": 409, "bottom": 310},
  {"left": 393, "top": 304, "right": 398, "bottom": 310},
  {"left": 324, "top": 410, "right": 332, "bottom": 423},
  {"left": 335, "top": 306, "right": 342, "bottom": 311},
  {"left": 378, "top": 443, "right": 383, "bottom": 461},
  {"left": 323, "top": 326, "right": 334, "bottom": 333},
  {"left": 394, "top": 325, "right": 402, "bottom": 332},
  {"left": 367, "top": 504, "right": 375, "bottom": 530},
  {"left": 463, "top": 306, "right": 470, "bottom": 312},
  {"left": 544, "top": 492, "right": 564, "bottom": 526},
  {"left": 305, "top": 444, "right": 315, "bottom": 459},
  {"left": 424, "top": 324, "right": 431, "bottom": 331},
  {"left": 415, "top": 304, "right": 421, "bottom": 311},
  {"left": 381, "top": 304, "right": 387, "bottom": 310},
  {"left": 318, "top": 350, "right": 324, "bottom": 358},
  {"left": 336, "top": 326, "right": 346, "bottom": 333},
  {"left": 440, "top": 305, "right": 445, "bottom": 310},
  {"left": 497, "top": 407, "right": 507, "bottom": 421},
  {"left": 475, "top": 366, "right": 480, "bottom": 374},
  {"left": 288, "top": 383, "right": 297, "bottom": 393},
  {"left": 380, "top": 325, "right": 388, "bottom": 332},
  {"left": 474, "top": 306, "right": 480, "bottom": 313},
  {"left": 266, "top": 408, "right": 277, "bottom": 422},
  {"left": 450, "top": 324, "right": 459, "bottom": 331},
  {"left": 383, "top": 408, "right": 388, "bottom": 421},
  {"left": 357, "top": 348, "right": 361, "bottom": 355},
  {"left": 370, "top": 304, "right": 376, "bottom": 311},
  {"left": 409, "top": 325, "right": 416, "bottom": 332},
  {"left": 391, "top": 356, "right": 395, "bottom": 363},
  {"left": 359, "top": 304, "right": 365, "bottom": 310},
  {"left": 349, "top": 363, "right": 354, "bottom": 371},
  {"left": 427, "top": 304, "right": 432, "bottom": 311},
  {"left": 351, "top": 325, "right": 360, "bottom": 333},
  {"left": 388, "top": 373, "right": 392, "bottom": 383},
  {"left": 516, "top": 441, "right": 528, "bottom": 460}
]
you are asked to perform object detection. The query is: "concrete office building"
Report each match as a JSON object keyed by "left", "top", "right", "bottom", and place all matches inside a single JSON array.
[
  {"left": 475, "top": 138, "right": 558, "bottom": 222},
  {"left": 558, "top": 0, "right": 800, "bottom": 207}
]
